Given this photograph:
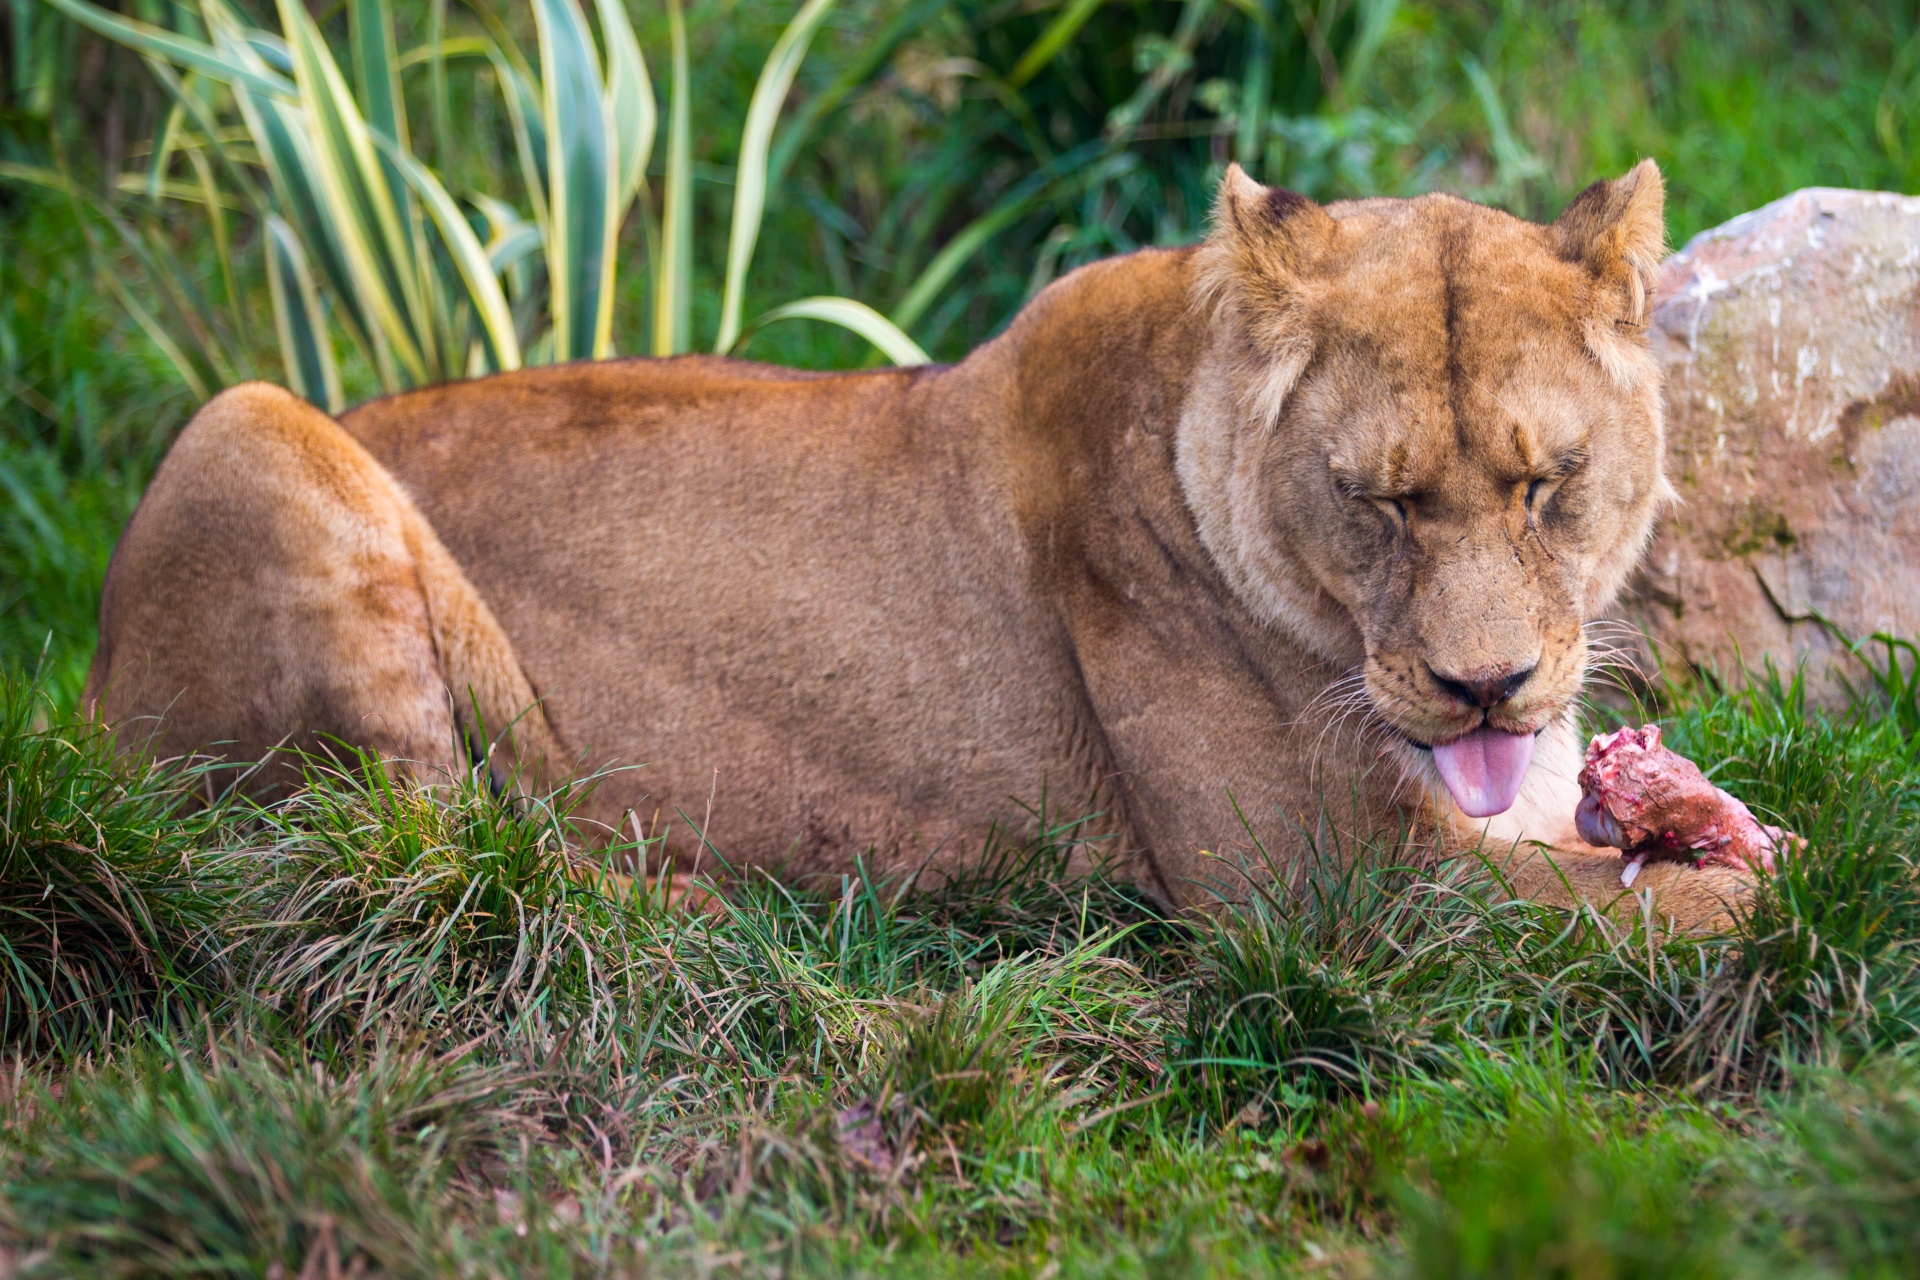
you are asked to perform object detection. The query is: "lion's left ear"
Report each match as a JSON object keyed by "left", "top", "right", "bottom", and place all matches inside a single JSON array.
[
  {"left": 1551, "top": 159, "right": 1665, "bottom": 327},
  {"left": 1197, "top": 165, "right": 1338, "bottom": 426}
]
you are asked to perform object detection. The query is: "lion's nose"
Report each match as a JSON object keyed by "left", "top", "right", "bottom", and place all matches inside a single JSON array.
[{"left": 1428, "top": 661, "right": 1537, "bottom": 709}]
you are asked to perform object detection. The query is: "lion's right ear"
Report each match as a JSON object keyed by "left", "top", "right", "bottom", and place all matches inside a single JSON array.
[
  {"left": 1551, "top": 160, "right": 1665, "bottom": 387},
  {"left": 1197, "top": 165, "right": 1336, "bottom": 425},
  {"left": 1551, "top": 159, "right": 1665, "bottom": 326}
]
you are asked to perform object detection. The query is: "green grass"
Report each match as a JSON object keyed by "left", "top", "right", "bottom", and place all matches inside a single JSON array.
[
  {"left": 0, "top": 674, "right": 246, "bottom": 1049},
  {"left": 0, "top": 655, "right": 1915, "bottom": 1275}
]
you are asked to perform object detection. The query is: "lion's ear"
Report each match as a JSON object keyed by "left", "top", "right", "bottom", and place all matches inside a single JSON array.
[
  {"left": 1552, "top": 159, "right": 1665, "bottom": 326},
  {"left": 1199, "top": 166, "right": 1336, "bottom": 425},
  {"left": 1208, "top": 163, "right": 1337, "bottom": 279}
]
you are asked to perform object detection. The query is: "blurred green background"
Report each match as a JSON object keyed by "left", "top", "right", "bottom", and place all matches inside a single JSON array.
[{"left": 3, "top": 0, "right": 1918, "bottom": 702}]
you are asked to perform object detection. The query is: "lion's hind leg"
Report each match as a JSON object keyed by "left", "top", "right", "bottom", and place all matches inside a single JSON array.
[{"left": 86, "top": 382, "right": 561, "bottom": 796}]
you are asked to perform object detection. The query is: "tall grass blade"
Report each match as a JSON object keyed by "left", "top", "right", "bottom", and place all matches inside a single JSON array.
[
  {"left": 265, "top": 214, "right": 345, "bottom": 411},
  {"left": 348, "top": 0, "right": 418, "bottom": 287},
  {"left": 229, "top": 90, "right": 380, "bottom": 370},
  {"left": 100, "top": 274, "right": 215, "bottom": 402},
  {"left": 427, "top": 0, "right": 452, "bottom": 165},
  {"left": 474, "top": 196, "right": 544, "bottom": 276},
  {"left": 139, "top": 53, "right": 268, "bottom": 211},
  {"left": 1235, "top": 3, "right": 1271, "bottom": 168},
  {"left": 145, "top": 97, "right": 187, "bottom": 203},
  {"left": 0, "top": 677, "right": 244, "bottom": 1047},
  {"left": 734, "top": 296, "right": 931, "bottom": 366},
  {"left": 485, "top": 45, "right": 552, "bottom": 238},
  {"left": 1104, "top": 0, "right": 1215, "bottom": 139},
  {"left": 1341, "top": 0, "right": 1399, "bottom": 98},
  {"left": 196, "top": 0, "right": 379, "bottom": 366},
  {"left": 1007, "top": 0, "right": 1104, "bottom": 89},
  {"left": 765, "top": 0, "right": 943, "bottom": 194},
  {"left": 180, "top": 132, "right": 243, "bottom": 330},
  {"left": 349, "top": 0, "right": 410, "bottom": 157},
  {"left": 890, "top": 141, "right": 1117, "bottom": 332},
  {"left": 0, "top": 162, "right": 230, "bottom": 398},
  {"left": 714, "top": 0, "right": 837, "bottom": 354}
]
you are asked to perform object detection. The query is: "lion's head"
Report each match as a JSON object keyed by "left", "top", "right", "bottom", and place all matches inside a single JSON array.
[{"left": 1179, "top": 162, "right": 1672, "bottom": 819}]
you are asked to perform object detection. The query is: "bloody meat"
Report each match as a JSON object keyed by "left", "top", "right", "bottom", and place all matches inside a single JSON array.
[{"left": 1575, "top": 725, "right": 1794, "bottom": 887}]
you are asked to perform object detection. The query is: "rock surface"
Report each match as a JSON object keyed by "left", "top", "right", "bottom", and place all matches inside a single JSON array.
[{"left": 1625, "top": 188, "right": 1920, "bottom": 703}]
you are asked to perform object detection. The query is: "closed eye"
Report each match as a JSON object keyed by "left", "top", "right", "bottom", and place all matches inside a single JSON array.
[
  {"left": 1526, "top": 446, "right": 1588, "bottom": 518},
  {"left": 1332, "top": 471, "right": 1413, "bottom": 532},
  {"left": 1362, "top": 491, "right": 1410, "bottom": 533}
]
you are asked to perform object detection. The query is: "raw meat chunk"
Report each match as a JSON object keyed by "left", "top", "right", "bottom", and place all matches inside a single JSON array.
[{"left": 1575, "top": 725, "right": 1795, "bottom": 887}]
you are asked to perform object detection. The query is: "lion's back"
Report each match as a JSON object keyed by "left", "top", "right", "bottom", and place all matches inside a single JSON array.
[
  {"left": 339, "top": 354, "right": 919, "bottom": 469},
  {"left": 330, "top": 348, "right": 1084, "bottom": 870}
]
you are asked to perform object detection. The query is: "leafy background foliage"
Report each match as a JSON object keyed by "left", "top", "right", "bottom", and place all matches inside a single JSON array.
[{"left": 4, "top": 0, "right": 1920, "bottom": 1273}]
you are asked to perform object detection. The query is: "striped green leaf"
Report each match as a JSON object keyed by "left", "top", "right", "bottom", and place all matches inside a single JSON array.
[
  {"left": 426, "top": 0, "right": 452, "bottom": 166},
  {"left": 395, "top": 35, "right": 494, "bottom": 70},
  {"left": 146, "top": 98, "right": 187, "bottom": 203},
  {"left": 734, "top": 296, "right": 932, "bottom": 366},
  {"left": 532, "top": 0, "right": 614, "bottom": 362},
  {"left": 484, "top": 46, "right": 550, "bottom": 238},
  {"left": 348, "top": 0, "right": 414, "bottom": 234},
  {"left": 275, "top": 0, "right": 433, "bottom": 382},
  {"left": 264, "top": 214, "right": 344, "bottom": 411},
  {"left": 349, "top": 0, "right": 408, "bottom": 149},
  {"left": 227, "top": 82, "right": 378, "bottom": 365},
  {"left": 139, "top": 53, "right": 267, "bottom": 210},
  {"left": 471, "top": 194, "right": 538, "bottom": 261},
  {"left": 110, "top": 173, "right": 247, "bottom": 210},
  {"left": 652, "top": 0, "right": 692, "bottom": 356},
  {"left": 200, "top": 0, "right": 378, "bottom": 362},
  {"left": 594, "top": 0, "right": 655, "bottom": 211},
  {"left": 713, "top": 0, "right": 837, "bottom": 354},
  {"left": 368, "top": 130, "right": 522, "bottom": 372},
  {"left": 40, "top": 0, "right": 295, "bottom": 99},
  {"left": 488, "top": 223, "right": 545, "bottom": 275}
]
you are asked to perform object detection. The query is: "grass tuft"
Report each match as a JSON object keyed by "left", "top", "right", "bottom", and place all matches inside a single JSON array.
[
  {"left": 1, "top": 1034, "right": 539, "bottom": 1277},
  {"left": 1663, "top": 666, "right": 1920, "bottom": 1091},
  {"left": 1391, "top": 1109, "right": 1734, "bottom": 1279},
  {"left": 0, "top": 674, "right": 244, "bottom": 1049},
  {"left": 1762, "top": 1054, "right": 1920, "bottom": 1275},
  {"left": 241, "top": 753, "right": 644, "bottom": 1045}
]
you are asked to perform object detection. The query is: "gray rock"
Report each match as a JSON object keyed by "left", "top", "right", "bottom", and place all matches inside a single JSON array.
[{"left": 1623, "top": 188, "right": 1920, "bottom": 704}]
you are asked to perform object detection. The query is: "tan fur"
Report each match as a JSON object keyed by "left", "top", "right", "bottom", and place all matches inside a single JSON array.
[{"left": 87, "top": 162, "right": 1745, "bottom": 930}]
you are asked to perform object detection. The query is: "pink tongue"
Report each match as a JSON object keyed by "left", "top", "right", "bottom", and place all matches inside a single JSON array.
[{"left": 1431, "top": 727, "right": 1537, "bottom": 818}]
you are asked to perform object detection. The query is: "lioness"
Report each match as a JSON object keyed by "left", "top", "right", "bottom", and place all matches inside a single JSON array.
[{"left": 86, "top": 161, "right": 1752, "bottom": 927}]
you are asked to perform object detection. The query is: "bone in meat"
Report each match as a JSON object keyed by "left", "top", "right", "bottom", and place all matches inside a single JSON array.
[{"left": 1575, "top": 725, "right": 1793, "bottom": 887}]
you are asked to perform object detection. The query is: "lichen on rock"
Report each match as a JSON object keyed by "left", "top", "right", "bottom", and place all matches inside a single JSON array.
[{"left": 1620, "top": 189, "right": 1920, "bottom": 704}]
